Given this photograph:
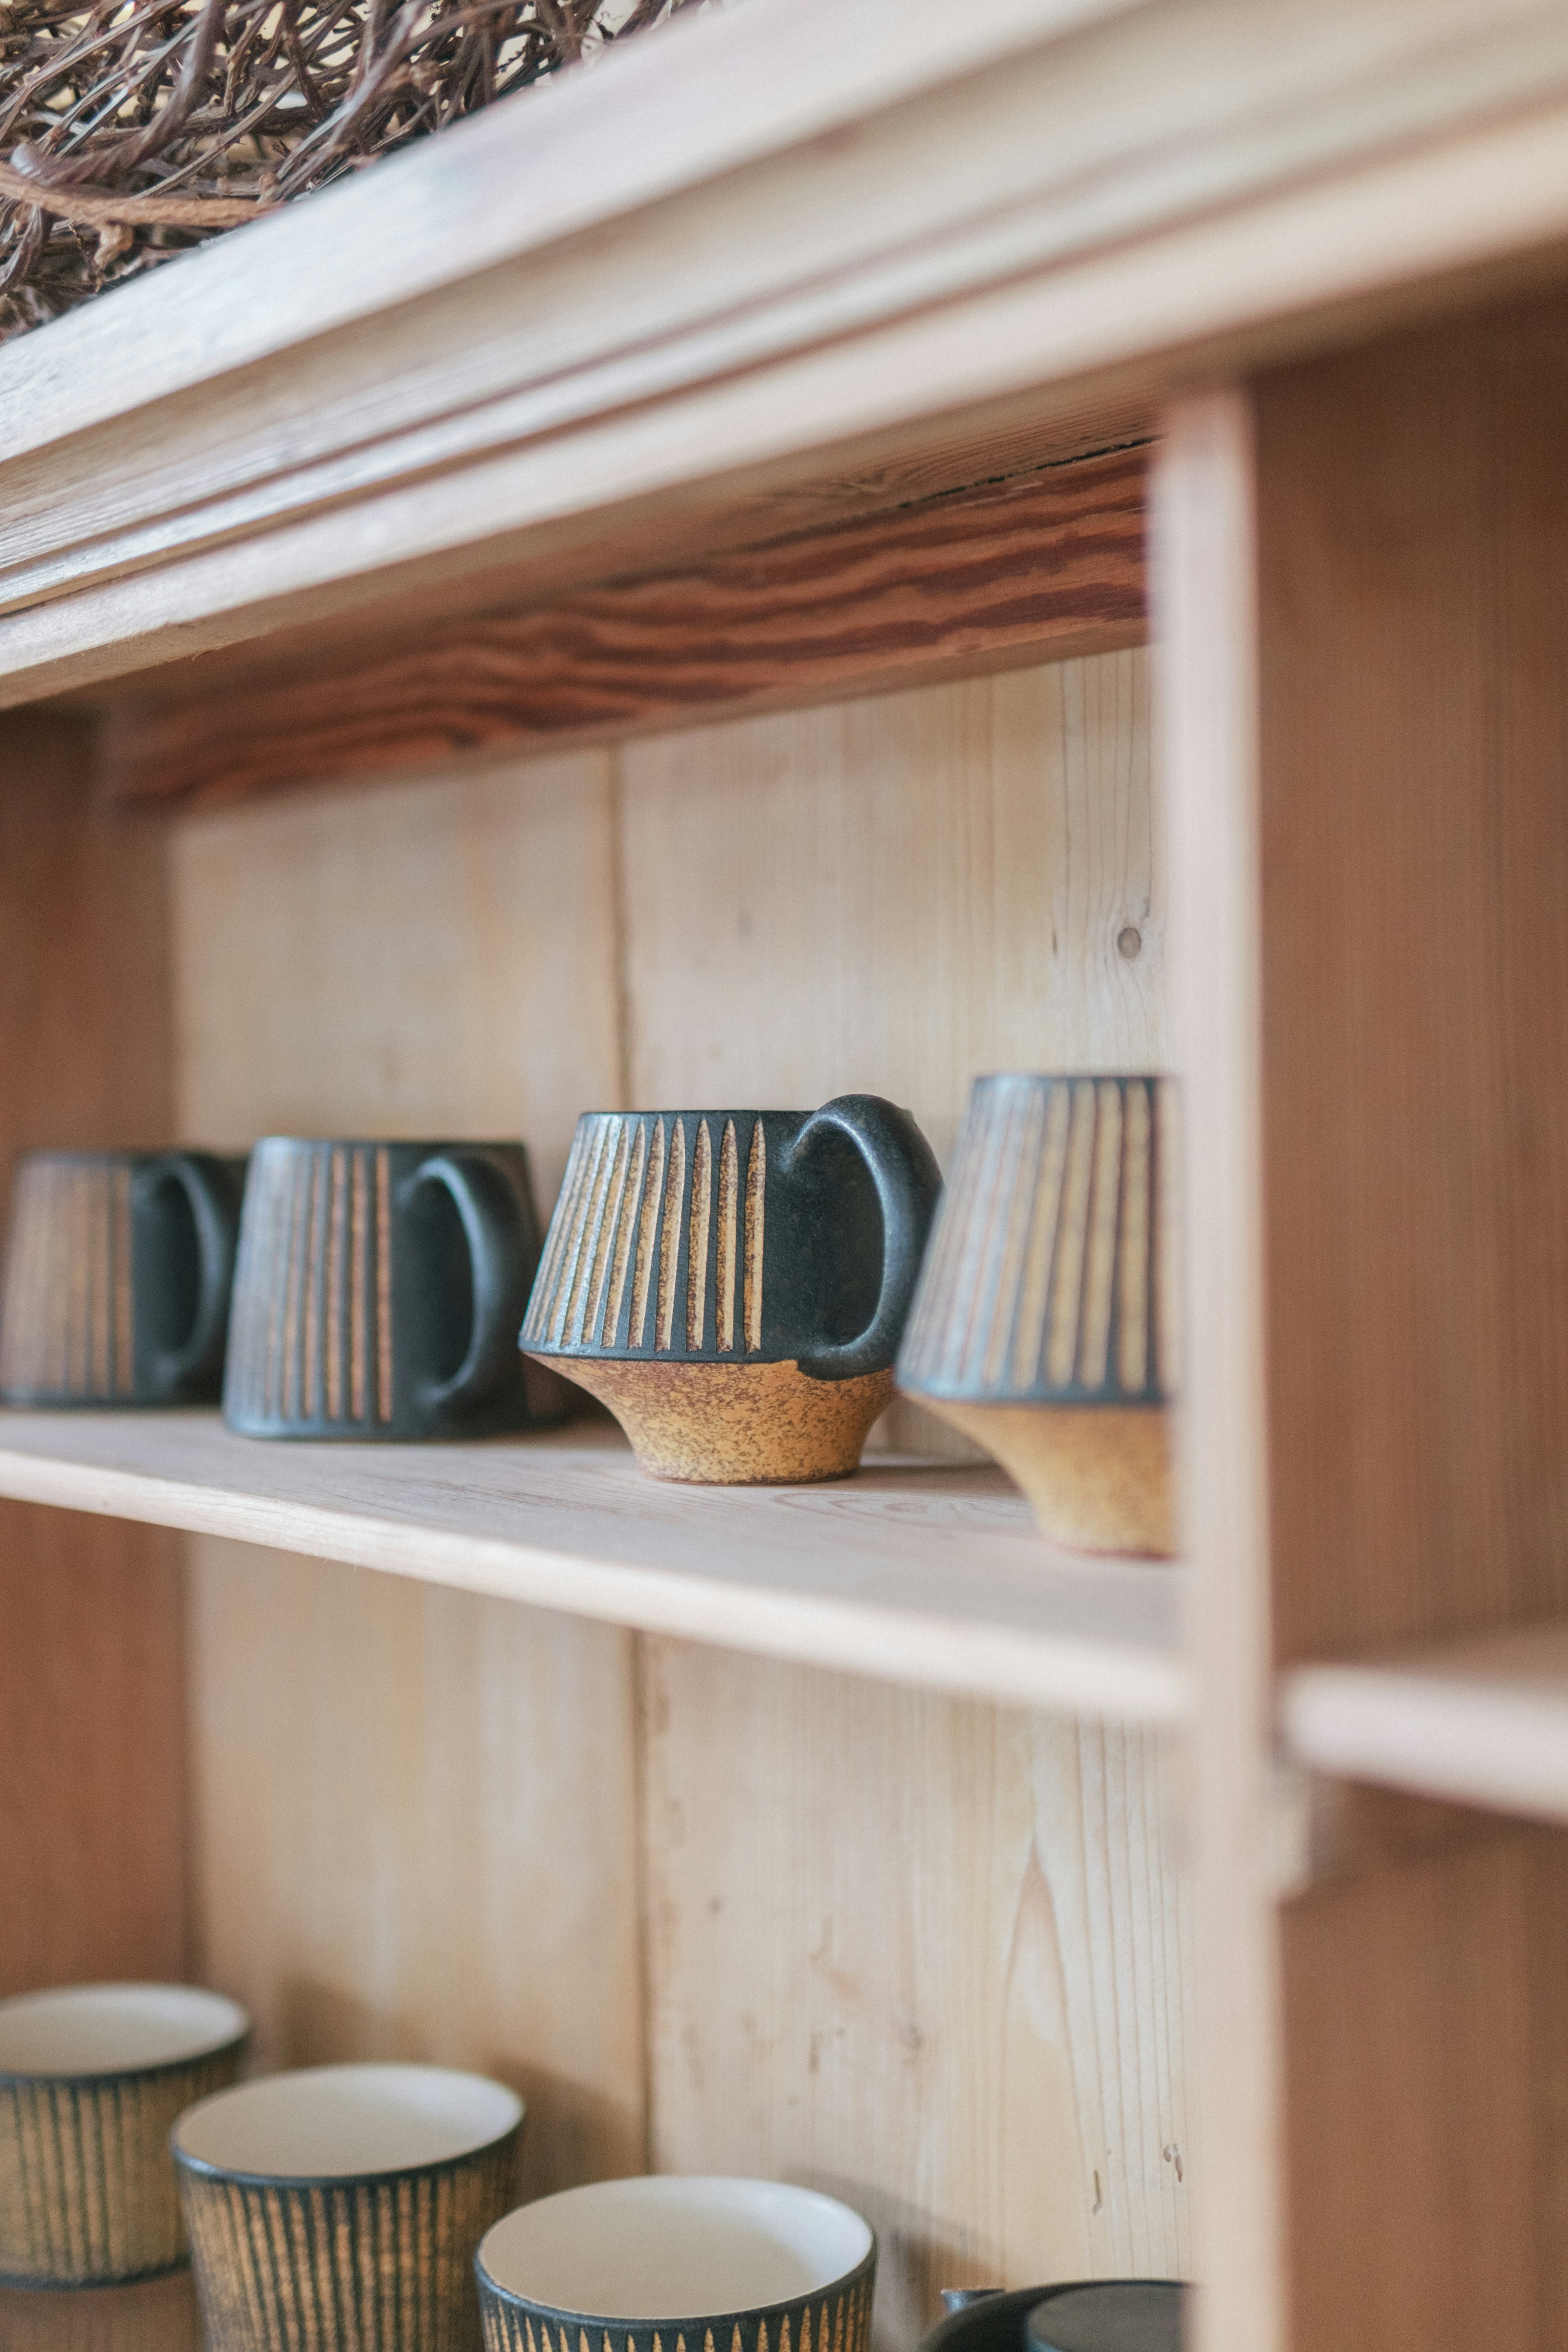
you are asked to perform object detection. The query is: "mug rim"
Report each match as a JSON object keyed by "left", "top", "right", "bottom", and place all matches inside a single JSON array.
[
  {"left": 0, "top": 1982, "right": 251, "bottom": 2088},
  {"left": 171, "top": 2060, "right": 525, "bottom": 2192},
  {"left": 249, "top": 1135, "right": 527, "bottom": 1151},
  {"left": 475, "top": 2174, "right": 876, "bottom": 2328}
]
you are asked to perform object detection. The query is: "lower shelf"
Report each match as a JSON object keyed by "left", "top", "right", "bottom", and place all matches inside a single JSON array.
[
  {"left": 0, "top": 1410, "right": 1186, "bottom": 1719},
  {"left": 1283, "top": 1619, "right": 1568, "bottom": 1822}
]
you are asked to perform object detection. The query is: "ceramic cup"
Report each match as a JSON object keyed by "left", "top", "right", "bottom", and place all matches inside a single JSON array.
[
  {"left": 224, "top": 1138, "right": 573, "bottom": 1439},
  {"left": 0, "top": 1982, "right": 249, "bottom": 2287},
  {"left": 1026, "top": 2283, "right": 1186, "bottom": 2352},
  {"left": 521, "top": 1097, "right": 941, "bottom": 1482},
  {"left": 896, "top": 1074, "right": 1180, "bottom": 1555},
  {"left": 0, "top": 1150, "right": 247, "bottom": 1408},
  {"left": 476, "top": 2175, "right": 876, "bottom": 2352},
  {"left": 174, "top": 2062, "right": 524, "bottom": 2352}
]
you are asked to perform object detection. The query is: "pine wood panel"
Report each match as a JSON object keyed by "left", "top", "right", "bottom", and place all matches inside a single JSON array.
[
  {"left": 620, "top": 654, "right": 1190, "bottom": 2336},
  {"left": 102, "top": 451, "right": 1147, "bottom": 813},
  {"left": 644, "top": 1653, "right": 1194, "bottom": 2349},
  {"left": 186, "top": 1542, "right": 645, "bottom": 2196},
  {"left": 0, "top": 715, "right": 186, "bottom": 1997},
  {"left": 171, "top": 739, "right": 645, "bottom": 2185},
  {"left": 0, "top": 1412, "right": 1187, "bottom": 1721},
  {"left": 1257, "top": 294, "right": 1568, "bottom": 1666},
  {"left": 1154, "top": 394, "right": 1283, "bottom": 2352}
]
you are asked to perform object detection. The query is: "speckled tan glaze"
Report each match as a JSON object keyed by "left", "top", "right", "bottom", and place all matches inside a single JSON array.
[
  {"left": 530, "top": 1356, "right": 895, "bottom": 1483},
  {"left": 922, "top": 1399, "right": 1174, "bottom": 1556}
]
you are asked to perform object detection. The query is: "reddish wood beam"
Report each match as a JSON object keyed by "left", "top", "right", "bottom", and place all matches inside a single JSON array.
[{"left": 102, "top": 444, "right": 1147, "bottom": 811}]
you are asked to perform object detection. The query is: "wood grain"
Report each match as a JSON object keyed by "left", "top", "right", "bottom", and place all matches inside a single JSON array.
[
  {"left": 186, "top": 1543, "right": 645, "bottom": 2198},
  {"left": 1154, "top": 391, "right": 1281, "bottom": 2352},
  {"left": 642, "top": 1650, "right": 1194, "bottom": 2350},
  {"left": 0, "top": 714, "right": 187, "bottom": 1997},
  {"left": 618, "top": 653, "right": 1189, "bottom": 2336},
  {"left": 102, "top": 452, "right": 1147, "bottom": 812},
  {"left": 1257, "top": 294, "right": 1568, "bottom": 1666},
  {"left": 0, "top": 1410, "right": 1187, "bottom": 1721},
  {"left": 172, "top": 735, "right": 646, "bottom": 2185},
  {"left": 8, "top": 2, "right": 1568, "bottom": 704}
]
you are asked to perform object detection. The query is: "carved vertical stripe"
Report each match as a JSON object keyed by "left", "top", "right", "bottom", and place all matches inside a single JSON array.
[
  {"left": 600, "top": 1120, "right": 648, "bottom": 1348},
  {"left": 687, "top": 1118, "right": 712, "bottom": 1354},
  {"left": 375, "top": 1148, "right": 393, "bottom": 1425},
  {"left": 1044, "top": 1080, "right": 1098, "bottom": 1388},
  {"left": 655, "top": 1120, "right": 686, "bottom": 1353},
  {"left": 528, "top": 1123, "right": 594, "bottom": 1342},
  {"left": 327, "top": 1147, "right": 347, "bottom": 1421},
  {"left": 1009, "top": 1080, "right": 1073, "bottom": 1392},
  {"left": 1154, "top": 1077, "right": 1183, "bottom": 1394},
  {"left": 182, "top": 2138, "right": 517, "bottom": 2352},
  {"left": 629, "top": 1118, "right": 665, "bottom": 1350},
  {"left": 743, "top": 1120, "right": 765, "bottom": 1352},
  {"left": 350, "top": 1149, "right": 369, "bottom": 1421},
  {"left": 281, "top": 1149, "right": 309, "bottom": 1421},
  {"left": 553, "top": 1123, "right": 612, "bottom": 1347},
  {"left": 978, "top": 1082, "right": 1047, "bottom": 1391},
  {"left": 302, "top": 1145, "right": 327, "bottom": 1421},
  {"left": 479, "top": 2283, "right": 874, "bottom": 2352},
  {"left": 1118, "top": 1080, "right": 1152, "bottom": 1391},
  {"left": 586, "top": 1123, "right": 635, "bottom": 1346},
  {"left": 1078, "top": 1079, "right": 1124, "bottom": 1389},
  {"left": 570, "top": 1125, "right": 621, "bottom": 1347},
  {"left": 716, "top": 1119, "right": 738, "bottom": 1352}
]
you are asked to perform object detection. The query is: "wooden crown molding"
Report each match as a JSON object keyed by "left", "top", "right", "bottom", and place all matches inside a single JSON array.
[
  {"left": 4, "top": 0, "right": 1568, "bottom": 705},
  {"left": 102, "top": 446, "right": 1147, "bottom": 812}
]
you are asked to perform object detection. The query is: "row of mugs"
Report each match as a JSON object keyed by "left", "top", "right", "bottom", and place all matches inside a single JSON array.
[
  {"left": 0, "top": 1074, "right": 1180, "bottom": 1553},
  {"left": 0, "top": 1986, "right": 1182, "bottom": 2352}
]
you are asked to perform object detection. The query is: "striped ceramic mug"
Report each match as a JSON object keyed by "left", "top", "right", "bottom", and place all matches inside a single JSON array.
[
  {"left": 224, "top": 1138, "right": 572, "bottom": 1439},
  {"left": 477, "top": 2176, "right": 876, "bottom": 2352},
  {"left": 521, "top": 1097, "right": 941, "bottom": 1482},
  {"left": 0, "top": 1983, "right": 249, "bottom": 2288},
  {"left": 0, "top": 1149, "right": 246, "bottom": 1407},
  {"left": 175, "top": 2064, "right": 524, "bottom": 2352},
  {"left": 897, "top": 1073, "right": 1181, "bottom": 1555}
]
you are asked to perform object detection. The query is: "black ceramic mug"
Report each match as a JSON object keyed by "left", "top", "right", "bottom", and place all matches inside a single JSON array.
[
  {"left": 224, "top": 1137, "right": 571, "bottom": 1439},
  {"left": 0, "top": 1148, "right": 246, "bottom": 1407},
  {"left": 520, "top": 1096, "right": 942, "bottom": 1481},
  {"left": 922, "top": 2282, "right": 1187, "bottom": 2352},
  {"left": 476, "top": 2175, "right": 876, "bottom": 2352}
]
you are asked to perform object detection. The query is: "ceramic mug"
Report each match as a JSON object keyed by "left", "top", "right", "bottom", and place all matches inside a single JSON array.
[
  {"left": 175, "top": 2062, "right": 524, "bottom": 2352},
  {"left": 224, "top": 1137, "right": 572, "bottom": 1439},
  {"left": 896, "top": 1074, "right": 1180, "bottom": 1555},
  {"left": 521, "top": 1096, "right": 941, "bottom": 1481},
  {"left": 476, "top": 2175, "right": 876, "bottom": 2352},
  {"left": 0, "top": 1150, "right": 246, "bottom": 1408},
  {"left": 0, "top": 1982, "right": 249, "bottom": 2287}
]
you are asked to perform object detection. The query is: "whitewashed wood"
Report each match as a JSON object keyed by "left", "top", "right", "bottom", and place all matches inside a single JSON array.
[
  {"left": 0, "top": 1410, "right": 1185, "bottom": 1719},
  {"left": 1283, "top": 1624, "right": 1568, "bottom": 1825},
  {"left": 170, "top": 740, "right": 646, "bottom": 2183},
  {"left": 1154, "top": 395, "right": 1281, "bottom": 2352},
  {"left": 9, "top": 3, "right": 1568, "bottom": 700},
  {"left": 644, "top": 1652, "right": 1195, "bottom": 2347},
  {"left": 187, "top": 1540, "right": 645, "bottom": 2192},
  {"left": 171, "top": 748, "right": 622, "bottom": 1207}
]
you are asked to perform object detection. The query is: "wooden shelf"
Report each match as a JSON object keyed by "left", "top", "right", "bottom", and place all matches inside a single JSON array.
[
  {"left": 1283, "top": 1621, "right": 1568, "bottom": 1824},
  {"left": 0, "top": 1409, "right": 1186, "bottom": 1720}
]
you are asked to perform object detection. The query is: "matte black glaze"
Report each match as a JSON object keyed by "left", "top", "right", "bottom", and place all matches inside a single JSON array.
[
  {"left": 523, "top": 1096, "right": 941, "bottom": 1377},
  {"left": 1027, "top": 2282, "right": 1185, "bottom": 2352},
  {"left": 0, "top": 1148, "right": 246, "bottom": 1407},
  {"left": 225, "top": 1138, "right": 570, "bottom": 1439}
]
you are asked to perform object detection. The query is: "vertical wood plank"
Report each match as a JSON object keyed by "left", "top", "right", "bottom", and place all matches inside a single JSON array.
[
  {"left": 171, "top": 743, "right": 645, "bottom": 2186},
  {"left": 187, "top": 1545, "right": 645, "bottom": 2193},
  {"left": 619, "top": 654, "right": 1191, "bottom": 2341},
  {"left": 0, "top": 714, "right": 186, "bottom": 1996},
  {"left": 1153, "top": 396, "right": 1282, "bottom": 2352}
]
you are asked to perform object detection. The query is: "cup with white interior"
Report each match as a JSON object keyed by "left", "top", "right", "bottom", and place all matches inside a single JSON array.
[
  {"left": 475, "top": 2176, "right": 876, "bottom": 2352},
  {"left": 0, "top": 1982, "right": 249, "bottom": 2287},
  {"left": 173, "top": 2061, "right": 523, "bottom": 2352}
]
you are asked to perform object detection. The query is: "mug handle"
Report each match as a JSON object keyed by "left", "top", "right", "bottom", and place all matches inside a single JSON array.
[
  {"left": 405, "top": 1148, "right": 537, "bottom": 1414},
  {"left": 788, "top": 1095, "right": 942, "bottom": 1381},
  {"left": 136, "top": 1151, "right": 243, "bottom": 1400}
]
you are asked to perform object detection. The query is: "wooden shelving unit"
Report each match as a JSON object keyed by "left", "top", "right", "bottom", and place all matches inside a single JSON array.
[
  {"left": 8, "top": 5, "right": 1568, "bottom": 2350},
  {"left": 0, "top": 1412, "right": 1186, "bottom": 1719}
]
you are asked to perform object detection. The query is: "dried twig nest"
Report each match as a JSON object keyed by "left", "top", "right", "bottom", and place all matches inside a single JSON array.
[{"left": 0, "top": 0, "right": 702, "bottom": 342}]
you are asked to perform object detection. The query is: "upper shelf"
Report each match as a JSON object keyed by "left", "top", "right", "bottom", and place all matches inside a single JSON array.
[
  {"left": 5, "top": 0, "right": 1568, "bottom": 706},
  {"left": 0, "top": 1409, "right": 1186, "bottom": 1721},
  {"left": 1283, "top": 1620, "right": 1568, "bottom": 1824}
]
